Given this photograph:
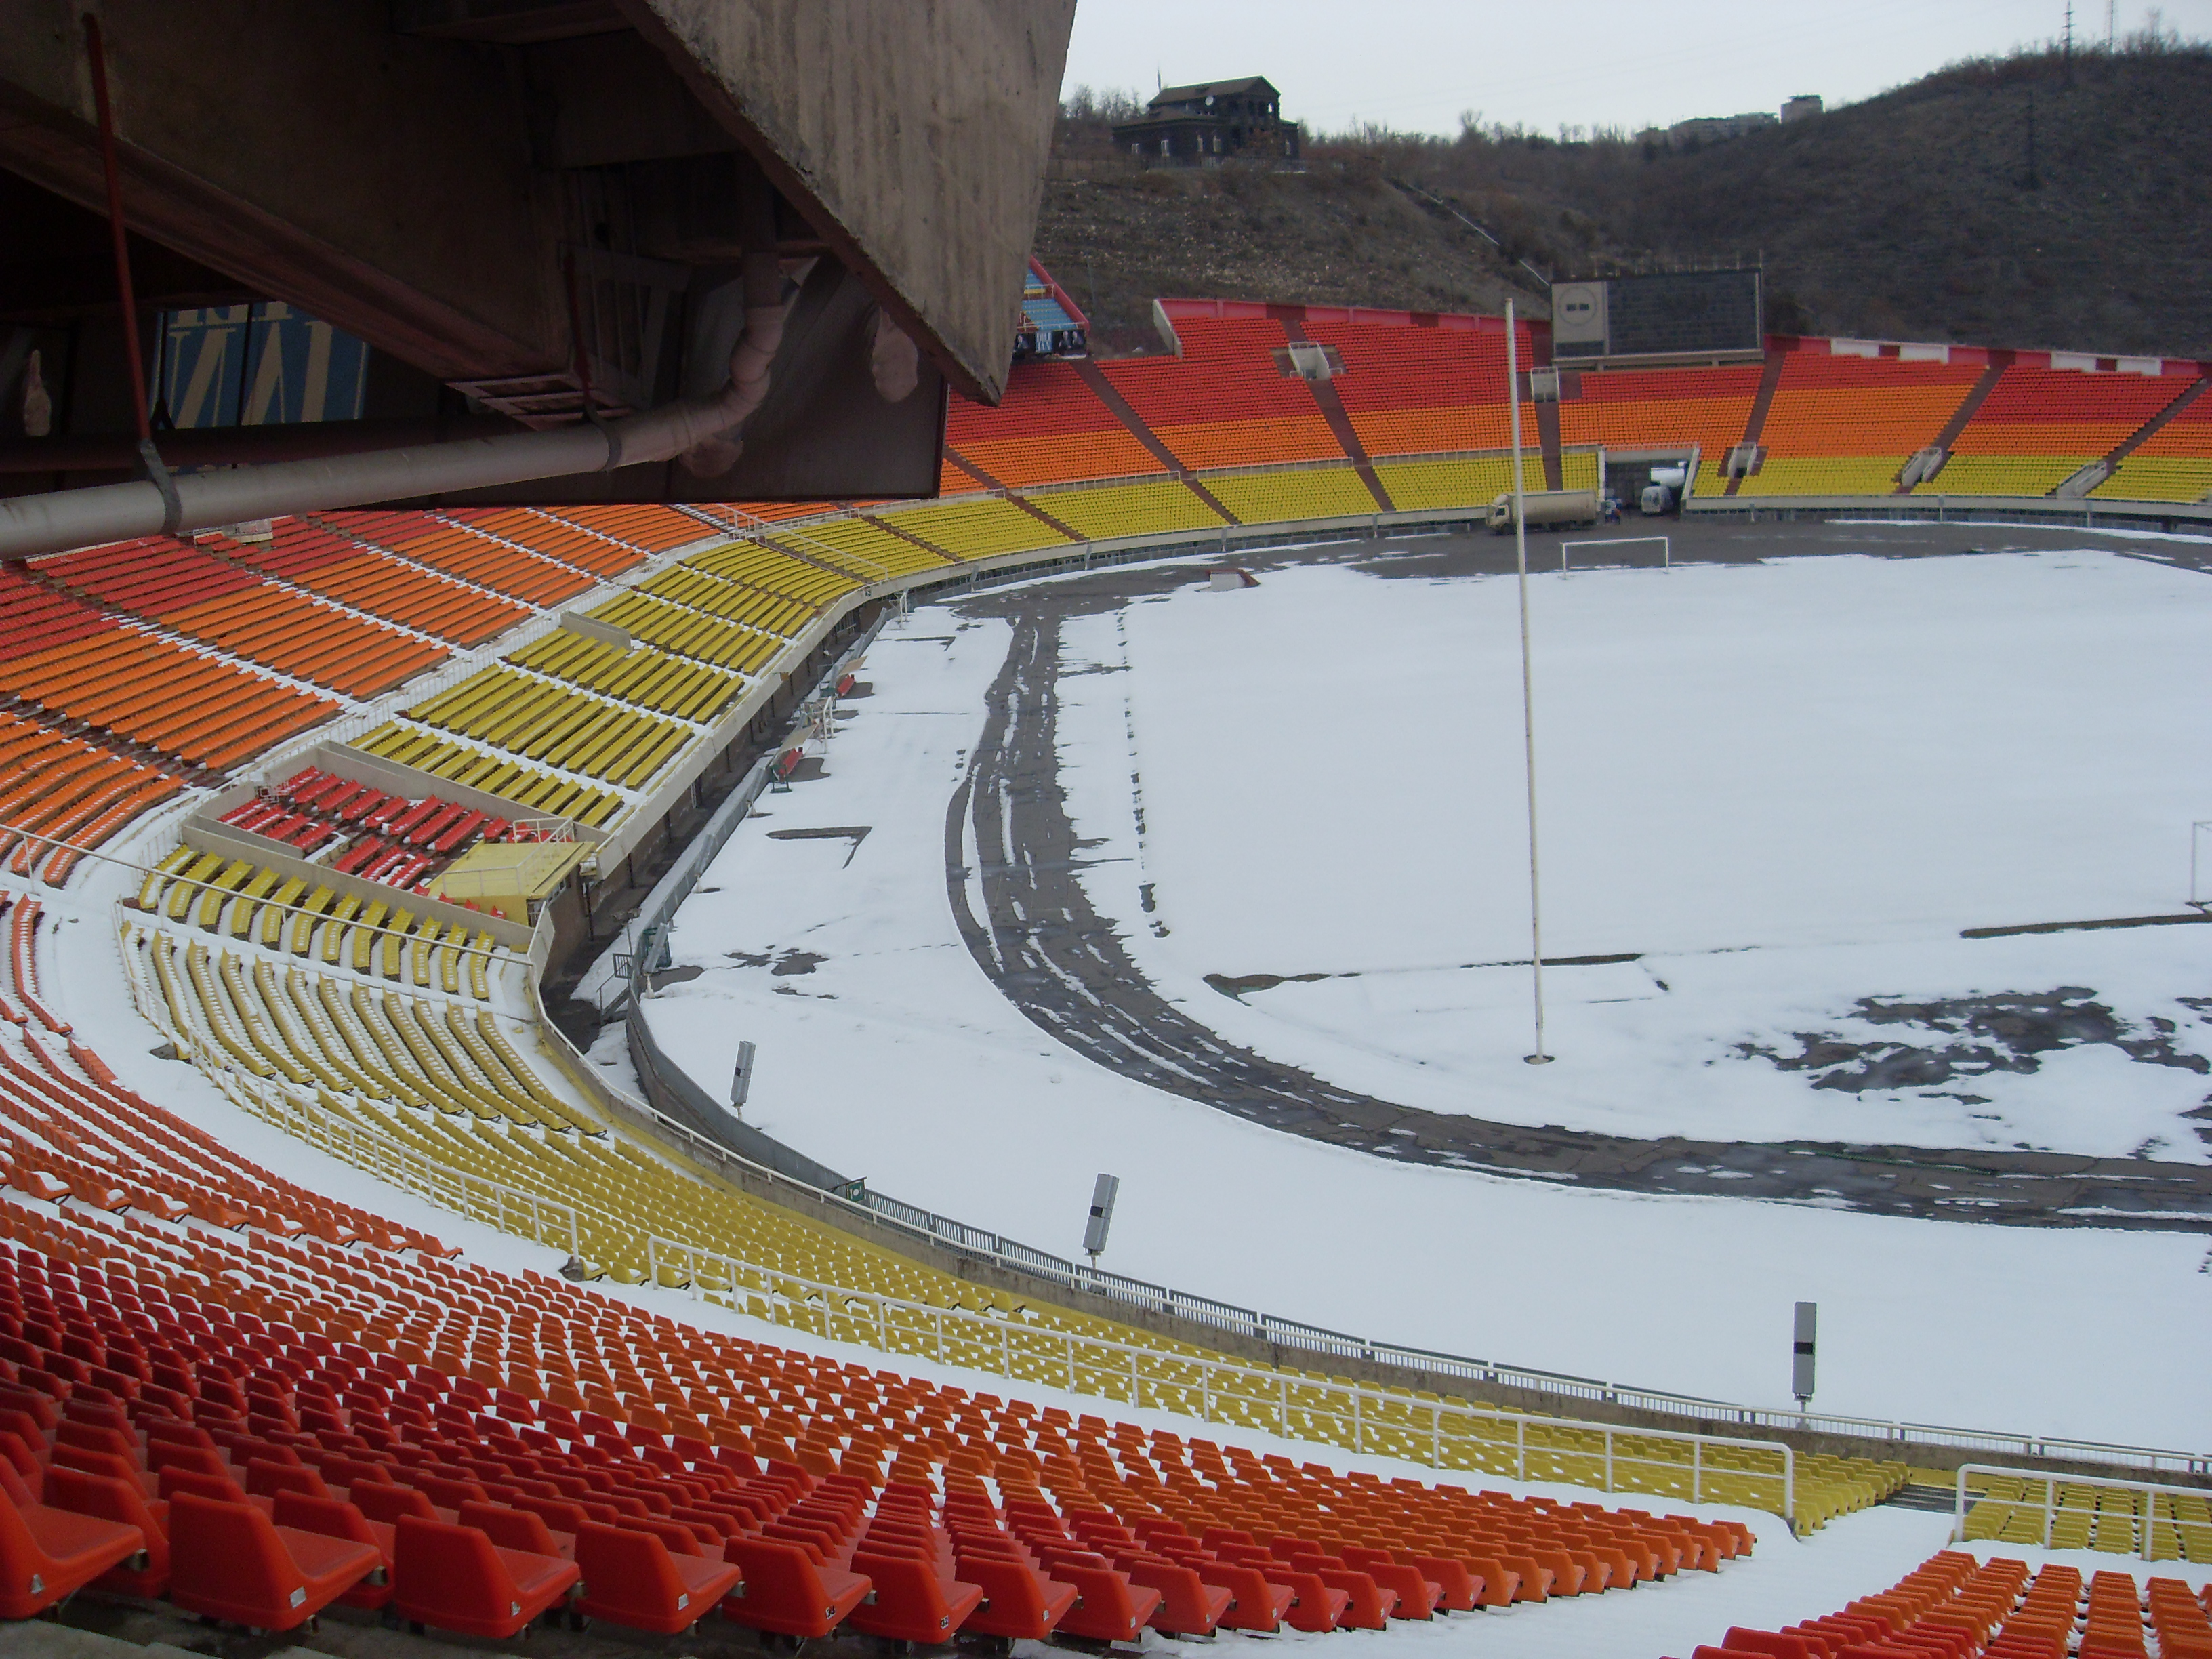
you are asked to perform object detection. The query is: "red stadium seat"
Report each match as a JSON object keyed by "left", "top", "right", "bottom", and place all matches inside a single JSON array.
[
  {"left": 392, "top": 1513, "right": 579, "bottom": 1639},
  {"left": 573, "top": 1519, "right": 739, "bottom": 1634},
  {"left": 721, "top": 1534, "right": 874, "bottom": 1638},
  {"left": 38, "top": 1465, "right": 167, "bottom": 1598},
  {"left": 270, "top": 1490, "right": 394, "bottom": 1611},
  {"left": 0, "top": 1480, "right": 145, "bottom": 1618},
  {"left": 845, "top": 1549, "right": 986, "bottom": 1644},
  {"left": 165, "top": 1490, "right": 379, "bottom": 1631},
  {"left": 952, "top": 1551, "right": 1078, "bottom": 1641}
]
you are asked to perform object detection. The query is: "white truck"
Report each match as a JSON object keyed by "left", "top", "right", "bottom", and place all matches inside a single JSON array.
[
  {"left": 1487, "top": 488, "right": 1599, "bottom": 533},
  {"left": 1639, "top": 464, "right": 1689, "bottom": 516}
]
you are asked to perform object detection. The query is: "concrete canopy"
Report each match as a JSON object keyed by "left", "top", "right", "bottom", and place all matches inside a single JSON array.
[{"left": 0, "top": 0, "right": 1076, "bottom": 504}]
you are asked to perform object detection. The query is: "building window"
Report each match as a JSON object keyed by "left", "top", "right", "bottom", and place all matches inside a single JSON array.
[
  {"left": 1160, "top": 137, "right": 1170, "bottom": 156},
  {"left": 1212, "top": 134, "right": 1222, "bottom": 153}
]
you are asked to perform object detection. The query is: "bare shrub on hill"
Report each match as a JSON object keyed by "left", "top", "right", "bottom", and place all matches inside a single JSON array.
[{"left": 1040, "top": 41, "right": 2212, "bottom": 358}]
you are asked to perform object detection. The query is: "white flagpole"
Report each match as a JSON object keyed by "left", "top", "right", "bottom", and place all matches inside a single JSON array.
[{"left": 1504, "top": 302, "right": 1551, "bottom": 1063}]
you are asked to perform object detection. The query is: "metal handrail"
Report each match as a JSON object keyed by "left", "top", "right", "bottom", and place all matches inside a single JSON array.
[
  {"left": 642, "top": 1232, "right": 1799, "bottom": 1521},
  {"left": 1950, "top": 1461, "right": 2212, "bottom": 1561}
]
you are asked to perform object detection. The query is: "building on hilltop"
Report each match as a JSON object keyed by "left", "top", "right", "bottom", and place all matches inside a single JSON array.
[
  {"left": 1111, "top": 76, "right": 1302, "bottom": 165},
  {"left": 1665, "top": 110, "right": 1778, "bottom": 150},
  {"left": 1781, "top": 94, "right": 1824, "bottom": 122}
]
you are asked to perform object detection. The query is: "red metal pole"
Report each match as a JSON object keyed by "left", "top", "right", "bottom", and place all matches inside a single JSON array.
[{"left": 83, "top": 14, "right": 154, "bottom": 446}]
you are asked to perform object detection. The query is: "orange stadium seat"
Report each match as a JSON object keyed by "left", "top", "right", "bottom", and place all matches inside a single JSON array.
[
  {"left": 948, "top": 359, "right": 1166, "bottom": 485},
  {"left": 328, "top": 512, "right": 594, "bottom": 609},
  {"left": 218, "top": 520, "right": 531, "bottom": 645},
  {"left": 1103, "top": 318, "right": 1347, "bottom": 470}
]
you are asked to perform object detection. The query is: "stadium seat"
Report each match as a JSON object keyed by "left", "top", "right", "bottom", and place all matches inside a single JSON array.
[
  {"left": 270, "top": 1490, "right": 395, "bottom": 1611},
  {"left": 573, "top": 1519, "right": 740, "bottom": 1634},
  {"left": 0, "top": 1479, "right": 146, "bottom": 1618},
  {"left": 165, "top": 1489, "right": 379, "bottom": 1631},
  {"left": 945, "top": 1550, "right": 1077, "bottom": 1641},
  {"left": 845, "top": 1548, "right": 986, "bottom": 1644},
  {"left": 392, "top": 1513, "right": 579, "bottom": 1638},
  {"left": 37, "top": 1465, "right": 167, "bottom": 1599},
  {"left": 722, "top": 1534, "right": 874, "bottom": 1637}
]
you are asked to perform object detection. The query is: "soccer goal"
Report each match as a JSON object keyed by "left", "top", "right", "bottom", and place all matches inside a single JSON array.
[{"left": 1559, "top": 535, "right": 1670, "bottom": 573}]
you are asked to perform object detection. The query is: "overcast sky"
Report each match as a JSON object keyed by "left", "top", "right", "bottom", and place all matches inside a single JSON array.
[{"left": 1060, "top": 0, "right": 2211, "bottom": 136}]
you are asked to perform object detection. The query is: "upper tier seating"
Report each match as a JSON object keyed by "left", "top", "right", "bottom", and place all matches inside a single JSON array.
[
  {"left": 220, "top": 520, "right": 530, "bottom": 646},
  {"left": 1560, "top": 365, "right": 1764, "bottom": 494},
  {"left": 0, "top": 716, "right": 180, "bottom": 888},
  {"left": 1921, "top": 366, "right": 2186, "bottom": 495},
  {"left": 438, "top": 508, "right": 647, "bottom": 579},
  {"left": 1736, "top": 354, "right": 1985, "bottom": 498},
  {"left": 329, "top": 512, "right": 597, "bottom": 609},
  {"left": 0, "top": 631, "right": 333, "bottom": 772},
  {"left": 2093, "top": 384, "right": 2212, "bottom": 501},
  {"left": 37, "top": 535, "right": 447, "bottom": 697},
  {"left": 0, "top": 566, "right": 120, "bottom": 664},
  {"left": 1103, "top": 319, "right": 1347, "bottom": 470},
  {"left": 547, "top": 504, "right": 715, "bottom": 553},
  {"left": 947, "top": 361, "right": 1166, "bottom": 487},
  {"left": 1302, "top": 317, "right": 1534, "bottom": 455}
]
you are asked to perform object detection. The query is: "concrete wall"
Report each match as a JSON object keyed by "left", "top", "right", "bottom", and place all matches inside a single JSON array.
[{"left": 628, "top": 0, "right": 1076, "bottom": 404}]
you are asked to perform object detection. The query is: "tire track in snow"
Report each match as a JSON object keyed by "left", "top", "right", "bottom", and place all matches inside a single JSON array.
[{"left": 940, "top": 546, "right": 2212, "bottom": 1233}]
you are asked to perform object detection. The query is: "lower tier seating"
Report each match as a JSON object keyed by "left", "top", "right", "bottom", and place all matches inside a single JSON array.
[
  {"left": 1964, "top": 1470, "right": 2211, "bottom": 1558},
  {"left": 0, "top": 1208, "right": 1745, "bottom": 1642},
  {"left": 1033, "top": 480, "right": 1227, "bottom": 540},
  {"left": 1371, "top": 455, "right": 1547, "bottom": 511},
  {"left": 1737, "top": 457, "right": 1912, "bottom": 497},
  {"left": 350, "top": 725, "right": 626, "bottom": 830},
  {"left": 874, "top": 499, "right": 1069, "bottom": 562},
  {"left": 0, "top": 714, "right": 181, "bottom": 888},
  {"left": 1677, "top": 1552, "right": 2212, "bottom": 1659},
  {"left": 2092, "top": 455, "right": 2212, "bottom": 501},
  {"left": 1204, "top": 466, "right": 1380, "bottom": 524},
  {"left": 1916, "top": 455, "right": 2090, "bottom": 496}
]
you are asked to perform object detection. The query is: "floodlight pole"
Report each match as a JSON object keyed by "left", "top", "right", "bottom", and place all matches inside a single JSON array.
[{"left": 1504, "top": 302, "right": 1551, "bottom": 1064}]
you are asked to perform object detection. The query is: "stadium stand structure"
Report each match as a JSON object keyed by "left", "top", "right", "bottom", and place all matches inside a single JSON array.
[
  {"left": 0, "top": 975, "right": 1756, "bottom": 1640},
  {"left": 1672, "top": 1549, "right": 2212, "bottom": 1659},
  {"left": 3, "top": 298, "right": 2210, "bottom": 1645}
]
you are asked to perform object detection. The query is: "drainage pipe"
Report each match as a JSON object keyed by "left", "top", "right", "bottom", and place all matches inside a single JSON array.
[{"left": 0, "top": 257, "right": 792, "bottom": 562}]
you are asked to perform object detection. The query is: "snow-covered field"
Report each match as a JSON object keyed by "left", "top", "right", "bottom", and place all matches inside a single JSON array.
[
  {"left": 1061, "top": 548, "right": 2212, "bottom": 1158},
  {"left": 644, "top": 544, "right": 2212, "bottom": 1449}
]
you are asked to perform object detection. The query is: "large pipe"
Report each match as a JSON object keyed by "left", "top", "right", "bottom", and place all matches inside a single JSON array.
[{"left": 0, "top": 257, "right": 792, "bottom": 561}]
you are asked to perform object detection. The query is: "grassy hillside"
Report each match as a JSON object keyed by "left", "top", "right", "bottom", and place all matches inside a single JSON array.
[{"left": 1042, "top": 42, "right": 2212, "bottom": 359}]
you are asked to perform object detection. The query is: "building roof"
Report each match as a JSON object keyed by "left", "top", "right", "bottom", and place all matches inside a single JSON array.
[{"left": 1149, "top": 76, "right": 1279, "bottom": 108}]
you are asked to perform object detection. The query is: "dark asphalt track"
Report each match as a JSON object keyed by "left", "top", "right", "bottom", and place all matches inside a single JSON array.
[{"left": 938, "top": 518, "right": 2212, "bottom": 1231}]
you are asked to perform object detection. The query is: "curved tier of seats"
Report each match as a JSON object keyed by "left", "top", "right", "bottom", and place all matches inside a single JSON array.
[{"left": 1674, "top": 1552, "right": 2212, "bottom": 1659}]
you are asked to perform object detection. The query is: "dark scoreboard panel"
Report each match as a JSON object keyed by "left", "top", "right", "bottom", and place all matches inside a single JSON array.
[{"left": 1552, "top": 270, "right": 1763, "bottom": 360}]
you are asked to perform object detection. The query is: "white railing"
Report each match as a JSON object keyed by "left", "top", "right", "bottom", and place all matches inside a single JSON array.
[
  {"left": 112, "top": 921, "right": 1806, "bottom": 1516},
  {"left": 1951, "top": 1462, "right": 2212, "bottom": 1562},
  {"left": 641, "top": 1233, "right": 1798, "bottom": 1521}
]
